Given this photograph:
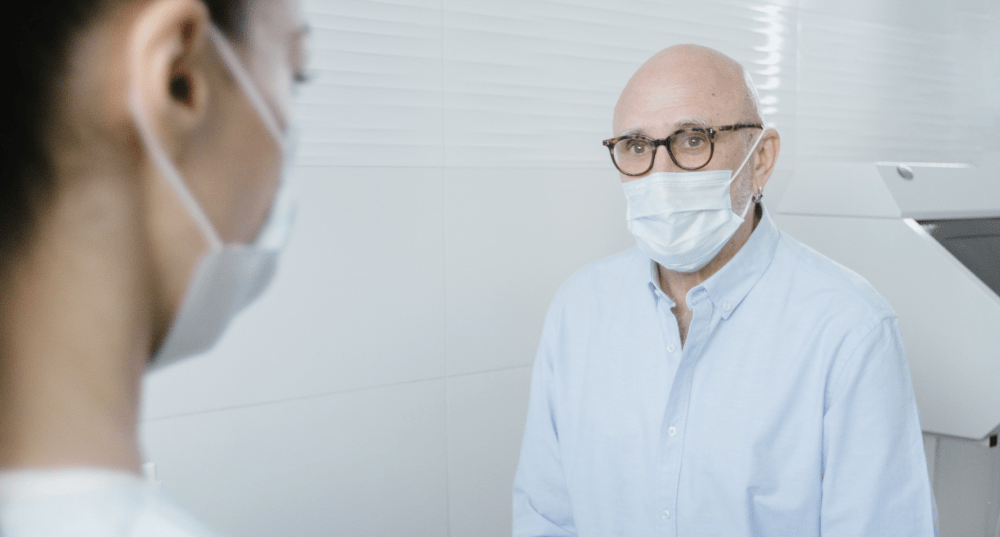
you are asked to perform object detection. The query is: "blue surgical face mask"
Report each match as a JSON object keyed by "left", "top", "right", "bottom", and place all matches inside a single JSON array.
[
  {"left": 129, "top": 24, "right": 298, "bottom": 370},
  {"left": 622, "top": 129, "right": 766, "bottom": 273}
]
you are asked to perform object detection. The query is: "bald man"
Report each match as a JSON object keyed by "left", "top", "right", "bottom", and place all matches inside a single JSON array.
[{"left": 512, "top": 45, "right": 936, "bottom": 537}]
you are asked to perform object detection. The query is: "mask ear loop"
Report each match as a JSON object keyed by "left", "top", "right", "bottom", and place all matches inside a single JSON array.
[
  {"left": 731, "top": 127, "right": 769, "bottom": 219},
  {"left": 730, "top": 127, "right": 768, "bottom": 181},
  {"left": 206, "top": 23, "right": 296, "bottom": 250},
  {"left": 128, "top": 84, "right": 225, "bottom": 251},
  {"left": 206, "top": 24, "right": 284, "bottom": 145}
]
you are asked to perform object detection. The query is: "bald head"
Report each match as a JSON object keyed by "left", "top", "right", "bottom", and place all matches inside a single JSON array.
[{"left": 613, "top": 44, "right": 762, "bottom": 137}]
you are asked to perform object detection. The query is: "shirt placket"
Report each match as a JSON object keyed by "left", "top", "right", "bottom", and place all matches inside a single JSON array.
[{"left": 657, "top": 288, "right": 713, "bottom": 537}]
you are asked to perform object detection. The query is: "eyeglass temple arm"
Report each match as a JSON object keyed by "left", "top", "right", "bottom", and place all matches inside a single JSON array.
[{"left": 716, "top": 123, "right": 764, "bottom": 132}]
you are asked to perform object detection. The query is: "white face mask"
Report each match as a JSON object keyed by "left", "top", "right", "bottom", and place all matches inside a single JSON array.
[
  {"left": 128, "top": 24, "right": 297, "bottom": 370},
  {"left": 622, "top": 129, "right": 766, "bottom": 273}
]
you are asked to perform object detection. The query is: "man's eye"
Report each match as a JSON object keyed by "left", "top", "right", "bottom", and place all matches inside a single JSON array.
[
  {"left": 627, "top": 141, "right": 649, "bottom": 154},
  {"left": 680, "top": 134, "right": 706, "bottom": 149}
]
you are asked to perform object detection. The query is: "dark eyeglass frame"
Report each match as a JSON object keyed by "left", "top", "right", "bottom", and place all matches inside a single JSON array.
[{"left": 602, "top": 123, "right": 763, "bottom": 176}]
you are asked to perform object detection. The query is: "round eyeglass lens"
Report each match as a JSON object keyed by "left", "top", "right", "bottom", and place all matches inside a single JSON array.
[
  {"left": 669, "top": 129, "right": 712, "bottom": 169},
  {"left": 613, "top": 138, "right": 655, "bottom": 175}
]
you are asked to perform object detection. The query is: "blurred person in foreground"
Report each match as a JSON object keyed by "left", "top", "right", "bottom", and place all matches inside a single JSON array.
[
  {"left": 512, "top": 44, "right": 937, "bottom": 537},
  {"left": 0, "top": 0, "right": 308, "bottom": 535}
]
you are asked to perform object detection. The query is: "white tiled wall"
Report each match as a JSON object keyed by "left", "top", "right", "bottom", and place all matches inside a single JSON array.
[
  {"left": 142, "top": 1, "right": 1000, "bottom": 536},
  {"left": 142, "top": 167, "right": 448, "bottom": 418},
  {"left": 446, "top": 368, "right": 533, "bottom": 536},
  {"left": 144, "top": 379, "right": 449, "bottom": 536},
  {"left": 443, "top": 167, "right": 631, "bottom": 376}
]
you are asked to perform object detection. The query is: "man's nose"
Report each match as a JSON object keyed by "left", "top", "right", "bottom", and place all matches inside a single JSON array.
[{"left": 649, "top": 144, "right": 680, "bottom": 174}]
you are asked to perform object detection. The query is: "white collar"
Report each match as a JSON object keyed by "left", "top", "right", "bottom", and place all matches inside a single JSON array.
[{"left": 0, "top": 467, "right": 141, "bottom": 502}]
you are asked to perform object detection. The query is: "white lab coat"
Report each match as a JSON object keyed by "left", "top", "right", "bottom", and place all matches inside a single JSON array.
[{"left": 0, "top": 468, "right": 218, "bottom": 537}]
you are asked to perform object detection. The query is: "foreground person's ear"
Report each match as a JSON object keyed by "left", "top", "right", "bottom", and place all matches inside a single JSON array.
[{"left": 128, "top": 0, "right": 213, "bottom": 145}]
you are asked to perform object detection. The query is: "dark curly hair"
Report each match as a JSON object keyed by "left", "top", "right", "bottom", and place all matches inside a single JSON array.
[{"left": 0, "top": 0, "right": 250, "bottom": 261}]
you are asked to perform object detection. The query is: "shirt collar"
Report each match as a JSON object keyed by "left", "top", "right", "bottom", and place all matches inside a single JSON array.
[
  {"left": 646, "top": 206, "right": 780, "bottom": 319},
  {"left": 0, "top": 468, "right": 142, "bottom": 502},
  {"left": 647, "top": 258, "right": 674, "bottom": 306}
]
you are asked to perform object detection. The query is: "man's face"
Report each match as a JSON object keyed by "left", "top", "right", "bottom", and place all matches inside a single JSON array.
[{"left": 612, "top": 52, "right": 757, "bottom": 209}]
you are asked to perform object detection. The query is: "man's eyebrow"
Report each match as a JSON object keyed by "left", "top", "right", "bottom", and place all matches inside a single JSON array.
[
  {"left": 617, "top": 127, "right": 647, "bottom": 138},
  {"left": 673, "top": 118, "right": 711, "bottom": 130},
  {"left": 616, "top": 118, "right": 711, "bottom": 139}
]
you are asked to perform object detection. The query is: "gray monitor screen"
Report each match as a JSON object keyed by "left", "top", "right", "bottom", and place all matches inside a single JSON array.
[{"left": 920, "top": 217, "right": 1000, "bottom": 298}]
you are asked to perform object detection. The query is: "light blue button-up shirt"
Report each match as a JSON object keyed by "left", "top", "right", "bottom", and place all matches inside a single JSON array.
[{"left": 513, "top": 209, "right": 936, "bottom": 537}]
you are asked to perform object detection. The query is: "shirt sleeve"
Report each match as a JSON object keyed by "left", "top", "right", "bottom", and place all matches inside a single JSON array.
[
  {"left": 512, "top": 297, "right": 577, "bottom": 537},
  {"left": 820, "top": 315, "right": 938, "bottom": 536}
]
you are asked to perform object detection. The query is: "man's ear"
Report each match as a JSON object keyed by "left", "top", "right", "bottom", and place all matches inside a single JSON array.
[
  {"left": 128, "top": 0, "right": 212, "bottom": 142},
  {"left": 752, "top": 128, "right": 781, "bottom": 191}
]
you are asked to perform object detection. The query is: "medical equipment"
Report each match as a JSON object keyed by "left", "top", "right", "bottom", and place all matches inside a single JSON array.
[{"left": 773, "top": 160, "right": 1000, "bottom": 441}]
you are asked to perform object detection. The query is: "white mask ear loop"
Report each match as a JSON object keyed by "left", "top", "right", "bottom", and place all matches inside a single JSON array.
[
  {"left": 206, "top": 24, "right": 283, "bottom": 145},
  {"left": 128, "top": 85, "right": 224, "bottom": 251},
  {"left": 730, "top": 127, "right": 767, "bottom": 181},
  {"left": 731, "top": 127, "right": 769, "bottom": 219}
]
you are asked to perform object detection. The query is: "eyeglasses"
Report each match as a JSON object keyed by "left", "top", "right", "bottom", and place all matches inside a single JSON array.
[{"left": 602, "top": 123, "right": 763, "bottom": 176}]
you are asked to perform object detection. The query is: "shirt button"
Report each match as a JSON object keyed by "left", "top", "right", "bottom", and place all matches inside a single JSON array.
[
  {"left": 666, "top": 344, "right": 676, "bottom": 353},
  {"left": 667, "top": 426, "right": 677, "bottom": 436},
  {"left": 662, "top": 510, "right": 671, "bottom": 519},
  {"left": 723, "top": 302, "right": 732, "bottom": 311}
]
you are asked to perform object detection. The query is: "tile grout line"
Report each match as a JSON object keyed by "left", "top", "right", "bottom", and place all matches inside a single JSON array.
[
  {"left": 440, "top": 2, "right": 452, "bottom": 536},
  {"left": 142, "top": 374, "right": 447, "bottom": 423},
  {"left": 142, "top": 366, "right": 535, "bottom": 424}
]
